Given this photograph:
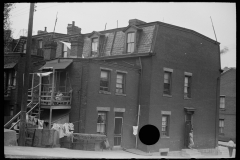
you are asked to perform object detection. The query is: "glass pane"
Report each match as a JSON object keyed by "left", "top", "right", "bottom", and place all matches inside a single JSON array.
[
  {"left": 164, "top": 73, "right": 169, "bottom": 80},
  {"left": 101, "top": 71, "right": 108, "bottom": 78},
  {"left": 130, "top": 43, "right": 134, "bottom": 53},
  {"left": 116, "top": 78, "right": 123, "bottom": 84},
  {"left": 131, "top": 33, "right": 135, "bottom": 42},
  {"left": 116, "top": 83, "right": 122, "bottom": 88},
  {"left": 127, "top": 33, "right": 131, "bottom": 43},
  {"left": 117, "top": 74, "right": 123, "bottom": 79},
  {"left": 185, "top": 77, "right": 188, "bottom": 84},
  {"left": 162, "top": 116, "right": 166, "bottom": 121},
  {"left": 184, "top": 87, "right": 188, "bottom": 93},
  {"left": 100, "top": 80, "right": 108, "bottom": 87},
  {"left": 114, "top": 118, "right": 122, "bottom": 134}
]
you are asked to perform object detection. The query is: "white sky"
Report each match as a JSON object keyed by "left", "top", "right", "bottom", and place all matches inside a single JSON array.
[{"left": 9, "top": 2, "right": 236, "bottom": 69}]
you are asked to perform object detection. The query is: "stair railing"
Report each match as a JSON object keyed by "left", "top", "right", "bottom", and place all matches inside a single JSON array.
[
  {"left": 4, "top": 101, "right": 33, "bottom": 128},
  {"left": 8, "top": 102, "right": 39, "bottom": 130}
]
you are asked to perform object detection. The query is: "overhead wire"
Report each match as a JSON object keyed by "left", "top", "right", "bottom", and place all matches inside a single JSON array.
[{"left": 11, "top": 3, "right": 63, "bottom": 18}]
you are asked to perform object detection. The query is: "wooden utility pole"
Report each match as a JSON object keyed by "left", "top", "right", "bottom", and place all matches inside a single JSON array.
[{"left": 18, "top": 3, "right": 35, "bottom": 146}]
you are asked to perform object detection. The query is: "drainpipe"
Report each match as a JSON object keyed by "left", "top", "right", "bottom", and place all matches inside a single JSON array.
[
  {"left": 136, "top": 57, "right": 143, "bottom": 148},
  {"left": 215, "top": 76, "right": 220, "bottom": 148}
]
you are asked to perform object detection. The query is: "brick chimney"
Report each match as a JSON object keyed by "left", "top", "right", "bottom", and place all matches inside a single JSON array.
[
  {"left": 43, "top": 41, "right": 57, "bottom": 60},
  {"left": 70, "top": 35, "right": 84, "bottom": 58},
  {"left": 67, "top": 21, "right": 81, "bottom": 35},
  {"left": 129, "top": 19, "right": 146, "bottom": 26},
  {"left": 38, "top": 27, "right": 48, "bottom": 35}
]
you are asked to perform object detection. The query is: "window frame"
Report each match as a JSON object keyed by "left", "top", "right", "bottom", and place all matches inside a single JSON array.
[
  {"left": 116, "top": 72, "right": 126, "bottom": 95},
  {"left": 184, "top": 75, "right": 192, "bottom": 98},
  {"left": 91, "top": 37, "right": 99, "bottom": 57},
  {"left": 220, "top": 95, "right": 225, "bottom": 109},
  {"left": 219, "top": 119, "right": 224, "bottom": 135},
  {"left": 97, "top": 111, "right": 107, "bottom": 135},
  {"left": 126, "top": 32, "right": 135, "bottom": 53},
  {"left": 161, "top": 114, "right": 170, "bottom": 137},
  {"left": 38, "top": 39, "right": 43, "bottom": 49},
  {"left": 62, "top": 42, "right": 68, "bottom": 58},
  {"left": 99, "top": 69, "right": 111, "bottom": 93},
  {"left": 163, "top": 71, "right": 172, "bottom": 96}
]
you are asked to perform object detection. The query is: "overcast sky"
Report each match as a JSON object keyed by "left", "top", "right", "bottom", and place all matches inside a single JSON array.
[{"left": 9, "top": 2, "right": 236, "bottom": 69}]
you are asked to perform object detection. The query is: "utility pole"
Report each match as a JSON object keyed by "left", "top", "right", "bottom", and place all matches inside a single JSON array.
[{"left": 18, "top": 3, "right": 35, "bottom": 146}]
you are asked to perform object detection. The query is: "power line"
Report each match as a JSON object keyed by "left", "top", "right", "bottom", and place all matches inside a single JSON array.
[{"left": 11, "top": 3, "right": 63, "bottom": 18}]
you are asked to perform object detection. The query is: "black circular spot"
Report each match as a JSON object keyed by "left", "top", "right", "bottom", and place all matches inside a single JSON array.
[{"left": 139, "top": 124, "right": 160, "bottom": 145}]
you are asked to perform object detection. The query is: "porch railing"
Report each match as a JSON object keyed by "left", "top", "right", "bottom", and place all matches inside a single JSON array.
[{"left": 40, "top": 90, "right": 72, "bottom": 106}]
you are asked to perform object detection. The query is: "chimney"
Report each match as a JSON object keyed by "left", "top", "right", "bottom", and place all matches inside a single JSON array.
[
  {"left": 44, "top": 27, "right": 47, "bottom": 32},
  {"left": 129, "top": 19, "right": 146, "bottom": 26},
  {"left": 43, "top": 40, "right": 57, "bottom": 60},
  {"left": 67, "top": 21, "right": 81, "bottom": 35},
  {"left": 70, "top": 36, "right": 84, "bottom": 58}
]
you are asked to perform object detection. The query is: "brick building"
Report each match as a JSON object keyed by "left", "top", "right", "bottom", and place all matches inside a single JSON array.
[
  {"left": 4, "top": 19, "right": 221, "bottom": 152},
  {"left": 219, "top": 67, "right": 236, "bottom": 142}
]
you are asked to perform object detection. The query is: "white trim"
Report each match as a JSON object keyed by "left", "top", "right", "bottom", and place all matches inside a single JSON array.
[
  {"left": 97, "top": 107, "right": 110, "bottom": 111},
  {"left": 100, "top": 67, "right": 113, "bottom": 71},
  {"left": 114, "top": 108, "right": 125, "bottom": 112},
  {"left": 184, "top": 72, "right": 192, "bottom": 76},
  {"left": 161, "top": 111, "right": 171, "bottom": 115},
  {"left": 163, "top": 67, "right": 173, "bottom": 72}
]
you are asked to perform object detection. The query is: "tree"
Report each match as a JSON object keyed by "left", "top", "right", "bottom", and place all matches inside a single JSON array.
[{"left": 4, "top": 3, "right": 15, "bottom": 52}]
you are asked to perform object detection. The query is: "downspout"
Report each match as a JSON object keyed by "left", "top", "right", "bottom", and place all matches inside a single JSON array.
[
  {"left": 136, "top": 57, "right": 143, "bottom": 148},
  {"left": 215, "top": 44, "right": 221, "bottom": 148},
  {"left": 215, "top": 75, "right": 220, "bottom": 148}
]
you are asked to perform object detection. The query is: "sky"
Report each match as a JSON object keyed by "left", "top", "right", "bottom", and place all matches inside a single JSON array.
[{"left": 9, "top": 2, "right": 236, "bottom": 69}]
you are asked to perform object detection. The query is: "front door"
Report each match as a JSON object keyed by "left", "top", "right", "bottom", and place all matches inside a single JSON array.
[
  {"left": 184, "top": 113, "right": 193, "bottom": 148},
  {"left": 114, "top": 117, "right": 123, "bottom": 146}
]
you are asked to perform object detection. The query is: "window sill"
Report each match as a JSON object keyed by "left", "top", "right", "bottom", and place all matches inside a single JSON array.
[
  {"left": 115, "top": 93, "right": 126, "bottom": 96},
  {"left": 99, "top": 90, "right": 111, "bottom": 95},
  {"left": 220, "top": 108, "right": 226, "bottom": 111},
  {"left": 184, "top": 97, "right": 191, "bottom": 100},
  {"left": 161, "top": 136, "right": 170, "bottom": 138},
  {"left": 163, "top": 94, "right": 172, "bottom": 98}
]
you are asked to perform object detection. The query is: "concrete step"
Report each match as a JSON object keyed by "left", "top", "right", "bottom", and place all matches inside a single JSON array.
[{"left": 181, "top": 149, "right": 202, "bottom": 157}]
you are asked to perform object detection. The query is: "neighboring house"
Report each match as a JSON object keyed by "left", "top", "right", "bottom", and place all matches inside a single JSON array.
[
  {"left": 4, "top": 53, "right": 44, "bottom": 124},
  {"left": 219, "top": 67, "right": 236, "bottom": 142},
  {"left": 4, "top": 19, "right": 221, "bottom": 152}
]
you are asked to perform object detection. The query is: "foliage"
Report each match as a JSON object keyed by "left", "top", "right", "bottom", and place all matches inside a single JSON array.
[{"left": 4, "top": 3, "right": 15, "bottom": 52}]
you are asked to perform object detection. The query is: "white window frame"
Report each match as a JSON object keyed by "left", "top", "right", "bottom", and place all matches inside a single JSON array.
[
  {"left": 219, "top": 119, "right": 224, "bottom": 134},
  {"left": 220, "top": 96, "right": 225, "bottom": 109},
  {"left": 97, "top": 111, "right": 107, "bottom": 135}
]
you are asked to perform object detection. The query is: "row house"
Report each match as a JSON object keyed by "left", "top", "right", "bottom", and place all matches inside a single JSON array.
[
  {"left": 4, "top": 19, "right": 221, "bottom": 152},
  {"left": 219, "top": 67, "right": 236, "bottom": 142}
]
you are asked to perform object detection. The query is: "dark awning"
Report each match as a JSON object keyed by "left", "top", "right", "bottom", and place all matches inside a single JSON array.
[
  {"left": 39, "top": 59, "right": 73, "bottom": 70},
  {"left": 4, "top": 62, "right": 17, "bottom": 69}
]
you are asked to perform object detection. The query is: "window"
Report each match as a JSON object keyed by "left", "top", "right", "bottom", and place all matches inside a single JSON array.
[
  {"left": 38, "top": 40, "right": 43, "bottom": 49},
  {"left": 116, "top": 73, "right": 126, "bottom": 94},
  {"left": 184, "top": 76, "right": 191, "bottom": 98},
  {"left": 162, "top": 115, "right": 169, "bottom": 136},
  {"left": 97, "top": 112, "right": 107, "bottom": 134},
  {"left": 127, "top": 32, "right": 135, "bottom": 53},
  {"left": 91, "top": 38, "right": 98, "bottom": 56},
  {"left": 23, "top": 43, "right": 27, "bottom": 53},
  {"left": 219, "top": 119, "right": 224, "bottom": 134},
  {"left": 12, "top": 71, "right": 17, "bottom": 86},
  {"left": 163, "top": 72, "right": 172, "bottom": 95},
  {"left": 62, "top": 43, "right": 68, "bottom": 58},
  {"left": 220, "top": 96, "right": 225, "bottom": 109},
  {"left": 100, "top": 70, "right": 110, "bottom": 92}
]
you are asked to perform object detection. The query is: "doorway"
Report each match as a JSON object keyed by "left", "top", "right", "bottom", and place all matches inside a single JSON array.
[
  {"left": 114, "top": 112, "right": 123, "bottom": 146},
  {"left": 184, "top": 112, "right": 193, "bottom": 148}
]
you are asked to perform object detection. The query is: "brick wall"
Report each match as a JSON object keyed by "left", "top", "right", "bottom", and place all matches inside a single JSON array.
[
  {"left": 219, "top": 69, "right": 236, "bottom": 141},
  {"left": 145, "top": 23, "right": 220, "bottom": 152}
]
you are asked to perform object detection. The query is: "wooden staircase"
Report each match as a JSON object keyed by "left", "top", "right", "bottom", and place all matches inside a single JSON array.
[
  {"left": 4, "top": 87, "right": 42, "bottom": 146},
  {"left": 13, "top": 36, "right": 27, "bottom": 52}
]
